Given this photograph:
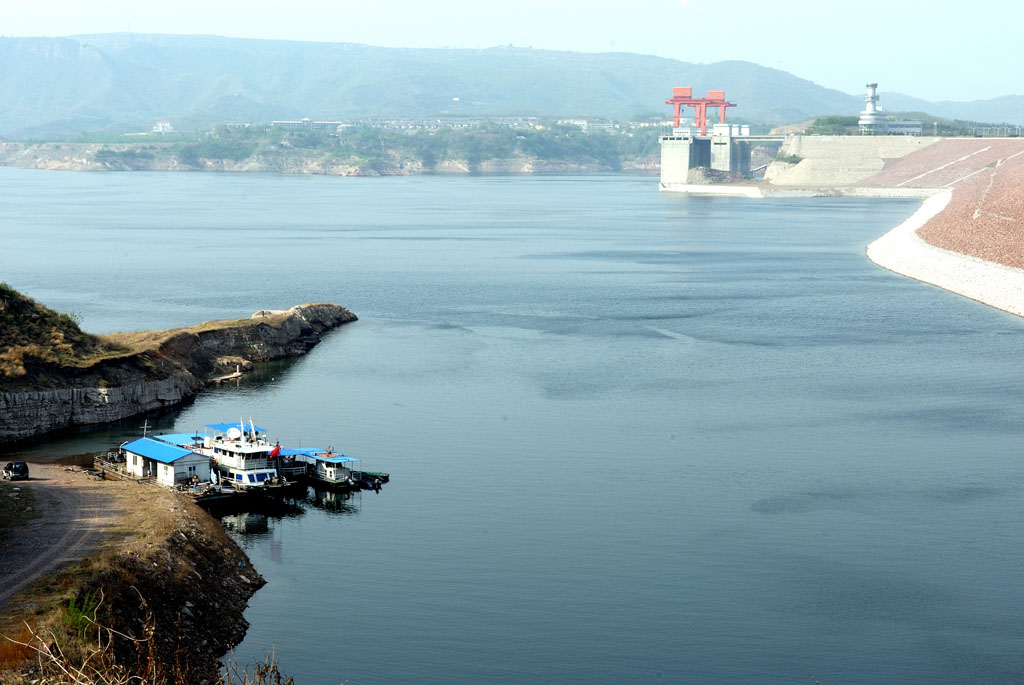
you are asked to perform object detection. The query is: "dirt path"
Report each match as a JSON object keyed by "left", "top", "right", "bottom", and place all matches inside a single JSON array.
[{"left": 0, "top": 463, "right": 124, "bottom": 612}]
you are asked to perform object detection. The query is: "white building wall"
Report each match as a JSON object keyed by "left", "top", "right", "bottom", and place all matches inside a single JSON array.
[
  {"left": 660, "top": 137, "right": 693, "bottom": 185},
  {"left": 157, "top": 463, "right": 176, "bottom": 487},
  {"left": 125, "top": 451, "right": 210, "bottom": 486},
  {"left": 176, "top": 455, "right": 211, "bottom": 483},
  {"left": 125, "top": 451, "right": 145, "bottom": 478}
]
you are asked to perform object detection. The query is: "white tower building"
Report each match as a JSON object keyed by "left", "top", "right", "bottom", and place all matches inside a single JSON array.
[{"left": 858, "top": 83, "right": 887, "bottom": 134}]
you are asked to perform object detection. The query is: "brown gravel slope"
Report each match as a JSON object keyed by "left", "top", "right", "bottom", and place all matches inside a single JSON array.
[
  {"left": 862, "top": 139, "right": 1024, "bottom": 269},
  {"left": 0, "top": 463, "right": 123, "bottom": 613}
]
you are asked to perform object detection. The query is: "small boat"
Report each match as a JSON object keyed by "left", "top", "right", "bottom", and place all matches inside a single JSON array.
[
  {"left": 351, "top": 470, "right": 390, "bottom": 490},
  {"left": 283, "top": 448, "right": 361, "bottom": 489}
]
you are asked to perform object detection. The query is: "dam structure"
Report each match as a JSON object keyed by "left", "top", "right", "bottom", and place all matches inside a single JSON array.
[{"left": 659, "top": 87, "right": 783, "bottom": 189}]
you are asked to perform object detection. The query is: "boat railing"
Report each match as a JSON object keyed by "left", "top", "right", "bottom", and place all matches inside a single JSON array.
[{"left": 93, "top": 456, "right": 155, "bottom": 484}]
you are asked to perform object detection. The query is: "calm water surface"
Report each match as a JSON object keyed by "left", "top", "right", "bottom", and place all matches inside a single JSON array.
[{"left": 3, "top": 168, "right": 1024, "bottom": 683}]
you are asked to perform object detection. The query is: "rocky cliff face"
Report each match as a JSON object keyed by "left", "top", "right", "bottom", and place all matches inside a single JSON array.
[
  {"left": 1, "top": 376, "right": 201, "bottom": 442},
  {"left": 0, "top": 303, "right": 356, "bottom": 441},
  {"left": 93, "top": 493, "right": 265, "bottom": 684}
]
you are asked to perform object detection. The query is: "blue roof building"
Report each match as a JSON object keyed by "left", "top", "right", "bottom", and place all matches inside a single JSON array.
[{"left": 122, "top": 437, "right": 211, "bottom": 486}]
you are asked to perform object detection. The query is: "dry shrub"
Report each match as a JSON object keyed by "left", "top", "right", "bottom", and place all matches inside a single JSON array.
[
  {"left": 1, "top": 590, "right": 292, "bottom": 685},
  {"left": 221, "top": 647, "right": 295, "bottom": 685},
  {"left": 0, "top": 625, "right": 35, "bottom": 669},
  {"left": 0, "top": 346, "right": 33, "bottom": 377},
  {"left": 97, "top": 330, "right": 180, "bottom": 354},
  {"left": 98, "top": 314, "right": 285, "bottom": 355}
]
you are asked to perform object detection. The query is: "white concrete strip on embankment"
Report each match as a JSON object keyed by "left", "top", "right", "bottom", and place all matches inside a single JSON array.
[
  {"left": 660, "top": 181, "right": 1024, "bottom": 318},
  {"left": 866, "top": 189, "right": 1024, "bottom": 318},
  {"left": 659, "top": 183, "right": 939, "bottom": 199},
  {"left": 658, "top": 183, "right": 766, "bottom": 197}
]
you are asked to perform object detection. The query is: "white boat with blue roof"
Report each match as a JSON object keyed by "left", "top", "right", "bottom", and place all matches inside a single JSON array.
[
  {"left": 282, "top": 447, "right": 360, "bottom": 488},
  {"left": 277, "top": 447, "right": 390, "bottom": 490},
  {"left": 192, "top": 421, "right": 298, "bottom": 491}
]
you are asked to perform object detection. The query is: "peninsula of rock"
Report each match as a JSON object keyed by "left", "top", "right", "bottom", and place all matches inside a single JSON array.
[{"left": 0, "top": 299, "right": 356, "bottom": 441}]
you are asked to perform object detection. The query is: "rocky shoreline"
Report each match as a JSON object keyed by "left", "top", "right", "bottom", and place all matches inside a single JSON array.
[
  {"left": 0, "top": 303, "right": 356, "bottom": 441},
  {"left": 0, "top": 142, "right": 656, "bottom": 176},
  {"left": 99, "top": 490, "right": 266, "bottom": 684}
]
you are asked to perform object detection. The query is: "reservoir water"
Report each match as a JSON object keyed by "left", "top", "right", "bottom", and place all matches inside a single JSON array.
[{"left": 4, "top": 168, "right": 1024, "bottom": 683}]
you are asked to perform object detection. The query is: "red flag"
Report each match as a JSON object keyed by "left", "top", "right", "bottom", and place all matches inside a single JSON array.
[{"left": 269, "top": 443, "right": 281, "bottom": 459}]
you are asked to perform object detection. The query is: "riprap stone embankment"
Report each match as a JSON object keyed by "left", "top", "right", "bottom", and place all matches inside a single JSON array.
[
  {"left": 673, "top": 135, "right": 1024, "bottom": 318},
  {"left": 861, "top": 138, "right": 1024, "bottom": 315}
]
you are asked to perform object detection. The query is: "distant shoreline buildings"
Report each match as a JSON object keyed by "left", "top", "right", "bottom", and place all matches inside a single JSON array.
[
  {"left": 120, "top": 115, "right": 669, "bottom": 139},
  {"left": 858, "top": 83, "right": 923, "bottom": 136},
  {"left": 270, "top": 115, "right": 545, "bottom": 132},
  {"left": 264, "top": 115, "right": 635, "bottom": 134}
]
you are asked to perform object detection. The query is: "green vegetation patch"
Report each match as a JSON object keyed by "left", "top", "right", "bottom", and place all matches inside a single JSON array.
[
  {"left": 176, "top": 139, "right": 257, "bottom": 165},
  {"left": 799, "top": 112, "right": 1019, "bottom": 138},
  {"left": 94, "top": 148, "right": 155, "bottom": 164},
  {"left": 804, "top": 115, "right": 860, "bottom": 135},
  {"left": 62, "top": 588, "right": 102, "bottom": 636}
]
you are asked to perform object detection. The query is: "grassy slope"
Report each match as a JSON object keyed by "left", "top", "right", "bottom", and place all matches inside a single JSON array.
[{"left": 0, "top": 283, "right": 126, "bottom": 381}]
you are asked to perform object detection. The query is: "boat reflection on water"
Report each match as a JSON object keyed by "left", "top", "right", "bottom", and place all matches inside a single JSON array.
[
  {"left": 220, "top": 512, "right": 270, "bottom": 536},
  {"left": 208, "top": 483, "right": 363, "bottom": 547},
  {"left": 307, "top": 484, "right": 359, "bottom": 515},
  {"left": 204, "top": 494, "right": 305, "bottom": 522}
]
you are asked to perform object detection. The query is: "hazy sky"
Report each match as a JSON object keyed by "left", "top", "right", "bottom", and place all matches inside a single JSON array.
[{"left": 2, "top": 0, "right": 1021, "bottom": 101}]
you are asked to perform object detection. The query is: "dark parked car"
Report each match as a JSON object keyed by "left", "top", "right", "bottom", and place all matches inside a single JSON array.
[{"left": 2, "top": 461, "right": 29, "bottom": 480}]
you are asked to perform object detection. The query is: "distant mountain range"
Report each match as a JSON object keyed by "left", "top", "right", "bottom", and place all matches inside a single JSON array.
[{"left": 0, "top": 33, "right": 1021, "bottom": 137}]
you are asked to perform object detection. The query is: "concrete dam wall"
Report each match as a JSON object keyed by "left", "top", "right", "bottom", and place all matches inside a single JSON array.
[{"left": 660, "top": 134, "right": 946, "bottom": 191}]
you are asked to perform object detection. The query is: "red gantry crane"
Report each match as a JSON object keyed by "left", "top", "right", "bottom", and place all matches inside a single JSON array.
[{"left": 665, "top": 87, "right": 736, "bottom": 136}]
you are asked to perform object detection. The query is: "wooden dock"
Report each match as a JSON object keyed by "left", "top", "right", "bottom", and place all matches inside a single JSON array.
[{"left": 210, "top": 370, "right": 243, "bottom": 384}]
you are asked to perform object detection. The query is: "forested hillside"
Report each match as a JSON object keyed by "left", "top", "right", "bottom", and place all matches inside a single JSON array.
[
  {"left": 3, "top": 34, "right": 1020, "bottom": 138},
  {"left": 0, "top": 34, "right": 861, "bottom": 136}
]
